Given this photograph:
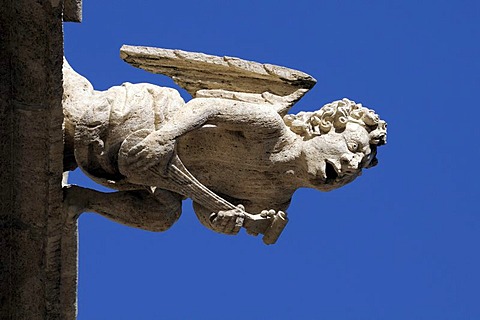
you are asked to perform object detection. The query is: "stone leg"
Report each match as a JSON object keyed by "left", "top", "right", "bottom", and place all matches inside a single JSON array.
[{"left": 64, "top": 186, "right": 183, "bottom": 232}]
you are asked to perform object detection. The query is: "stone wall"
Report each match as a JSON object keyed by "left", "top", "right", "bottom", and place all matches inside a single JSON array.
[{"left": 0, "top": 1, "right": 79, "bottom": 318}]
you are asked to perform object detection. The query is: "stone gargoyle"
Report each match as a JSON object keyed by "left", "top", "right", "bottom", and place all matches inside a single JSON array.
[{"left": 63, "top": 45, "right": 387, "bottom": 244}]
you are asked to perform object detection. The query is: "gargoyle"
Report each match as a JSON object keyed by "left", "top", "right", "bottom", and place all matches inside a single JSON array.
[{"left": 63, "top": 45, "right": 387, "bottom": 244}]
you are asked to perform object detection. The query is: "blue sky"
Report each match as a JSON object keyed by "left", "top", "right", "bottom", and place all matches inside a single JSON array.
[{"left": 64, "top": 1, "right": 480, "bottom": 319}]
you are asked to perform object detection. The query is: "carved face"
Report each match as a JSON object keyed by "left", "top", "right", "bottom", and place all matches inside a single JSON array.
[{"left": 303, "top": 122, "right": 376, "bottom": 191}]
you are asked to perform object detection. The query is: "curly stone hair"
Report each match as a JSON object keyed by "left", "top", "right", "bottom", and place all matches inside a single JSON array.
[{"left": 283, "top": 98, "right": 387, "bottom": 145}]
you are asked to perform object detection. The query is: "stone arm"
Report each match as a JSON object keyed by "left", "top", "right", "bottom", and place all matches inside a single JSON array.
[
  {"left": 122, "top": 97, "right": 288, "bottom": 175},
  {"left": 181, "top": 97, "right": 287, "bottom": 136},
  {"left": 155, "top": 97, "right": 287, "bottom": 140}
]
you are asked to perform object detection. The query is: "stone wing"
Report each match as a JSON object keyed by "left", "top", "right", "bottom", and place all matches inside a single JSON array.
[{"left": 120, "top": 45, "right": 317, "bottom": 105}]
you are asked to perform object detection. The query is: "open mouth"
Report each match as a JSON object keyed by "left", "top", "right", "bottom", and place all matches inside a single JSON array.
[{"left": 325, "top": 161, "right": 339, "bottom": 182}]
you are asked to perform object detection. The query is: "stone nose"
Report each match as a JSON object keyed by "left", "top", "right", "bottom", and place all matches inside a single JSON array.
[{"left": 341, "top": 153, "right": 362, "bottom": 172}]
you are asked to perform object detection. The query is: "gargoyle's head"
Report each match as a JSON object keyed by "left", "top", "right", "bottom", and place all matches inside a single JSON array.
[{"left": 284, "top": 98, "right": 387, "bottom": 191}]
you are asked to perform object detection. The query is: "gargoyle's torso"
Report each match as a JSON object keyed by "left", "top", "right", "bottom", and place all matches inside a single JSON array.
[
  {"left": 178, "top": 126, "right": 300, "bottom": 212},
  {"left": 68, "top": 82, "right": 300, "bottom": 212}
]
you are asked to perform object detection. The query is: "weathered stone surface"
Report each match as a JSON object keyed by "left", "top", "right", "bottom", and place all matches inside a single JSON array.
[
  {"left": 63, "top": 0, "right": 82, "bottom": 22},
  {"left": 120, "top": 45, "right": 317, "bottom": 98},
  {"left": 0, "top": 1, "right": 77, "bottom": 319},
  {"left": 64, "top": 47, "right": 387, "bottom": 245}
]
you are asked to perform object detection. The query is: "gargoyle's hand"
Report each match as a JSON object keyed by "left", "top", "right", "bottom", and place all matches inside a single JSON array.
[
  {"left": 209, "top": 204, "right": 246, "bottom": 235},
  {"left": 243, "top": 209, "right": 284, "bottom": 236},
  {"left": 260, "top": 209, "right": 278, "bottom": 219},
  {"left": 124, "top": 131, "right": 176, "bottom": 176}
]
